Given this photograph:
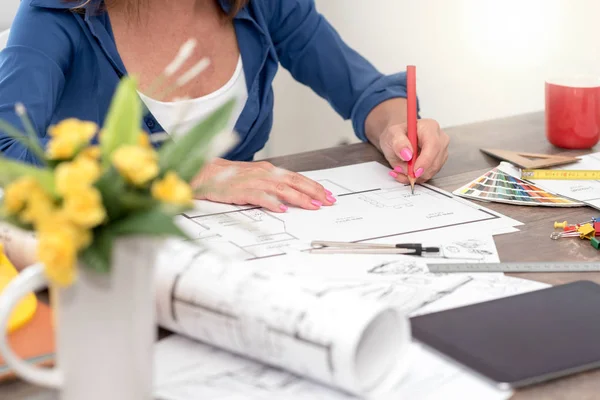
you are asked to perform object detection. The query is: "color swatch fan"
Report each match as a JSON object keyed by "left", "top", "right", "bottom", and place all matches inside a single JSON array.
[{"left": 454, "top": 163, "right": 584, "bottom": 207}]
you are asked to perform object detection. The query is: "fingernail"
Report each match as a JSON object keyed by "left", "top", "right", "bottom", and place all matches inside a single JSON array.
[
  {"left": 325, "top": 189, "right": 332, "bottom": 195},
  {"left": 279, "top": 204, "right": 288, "bottom": 212},
  {"left": 394, "top": 166, "right": 404, "bottom": 173},
  {"left": 326, "top": 195, "right": 336, "bottom": 203},
  {"left": 389, "top": 171, "right": 398, "bottom": 178},
  {"left": 415, "top": 168, "right": 424, "bottom": 178},
  {"left": 311, "top": 200, "right": 322, "bottom": 207},
  {"left": 400, "top": 148, "right": 413, "bottom": 162}
]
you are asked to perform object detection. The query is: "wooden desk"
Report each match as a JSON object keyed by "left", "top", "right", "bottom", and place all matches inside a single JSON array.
[{"left": 2, "top": 111, "right": 599, "bottom": 399}]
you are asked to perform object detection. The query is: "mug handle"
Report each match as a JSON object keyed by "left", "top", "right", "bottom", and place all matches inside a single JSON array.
[{"left": 0, "top": 263, "right": 63, "bottom": 389}]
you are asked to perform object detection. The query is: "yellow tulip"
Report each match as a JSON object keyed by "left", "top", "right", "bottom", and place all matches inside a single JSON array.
[
  {"left": 79, "top": 145, "right": 101, "bottom": 161},
  {"left": 62, "top": 186, "right": 106, "bottom": 229},
  {"left": 46, "top": 119, "right": 98, "bottom": 160},
  {"left": 54, "top": 156, "right": 101, "bottom": 196},
  {"left": 111, "top": 145, "right": 159, "bottom": 186},
  {"left": 48, "top": 118, "right": 98, "bottom": 139},
  {"left": 36, "top": 211, "right": 91, "bottom": 250},
  {"left": 2, "top": 177, "right": 38, "bottom": 215},
  {"left": 37, "top": 229, "right": 77, "bottom": 287},
  {"left": 20, "top": 186, "right": 55, "bottom": 225},
  {"left": 138, "top": 131, "right": 151, "bottom": 148},
  {"left": 151, "top": 171, "right": 193, "bottom": 206}
]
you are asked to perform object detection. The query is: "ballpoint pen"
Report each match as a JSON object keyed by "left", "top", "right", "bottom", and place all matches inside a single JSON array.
[{"left": 406, "top": 65, "right": 418, "bottom": 194}]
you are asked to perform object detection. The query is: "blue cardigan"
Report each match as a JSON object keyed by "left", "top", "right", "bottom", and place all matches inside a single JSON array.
[{"left": 0, "top": 0, "right": 409, "bottom": 164}]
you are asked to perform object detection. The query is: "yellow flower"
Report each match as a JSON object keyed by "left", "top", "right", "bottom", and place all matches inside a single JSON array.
[
  {"left": 37, "top": 229, "right": 77, "bottom": 287},
  {"left": 79, "top": 145, "right": 101, "bottom": 161},
  {"left": 151, "top": 171, "right": 193, "bottom": 206},
  {"left": 62, "top": 186, "right": 106, "bottom": 229},
  {"left": 112, "top": 145, "right": 159, "bottom": 186},
  {"left": 37, "top": 211, "right": 91, "bottom": 250},
  {"left": 2, "top": 177, "right": 38, "bottom": 215},
  {"left": 138, "top": 131, "right": 151, "bottom": 148},
  {"left": 20, "top": 186, "right": 55, "bottom": 225},
  {"left": 55, "top": 156, "right": 101, "bottom": 196},
  {"left": 48, "top": 118, "right": 98, "bottom": 139},
  {"left": 46, "top": 119, "right": 98, "bottom": 160}
]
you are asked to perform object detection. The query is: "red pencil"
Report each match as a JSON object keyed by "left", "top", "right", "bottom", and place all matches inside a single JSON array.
[{"left": 406, "top": 65, "right": 418, "bottom": 194}]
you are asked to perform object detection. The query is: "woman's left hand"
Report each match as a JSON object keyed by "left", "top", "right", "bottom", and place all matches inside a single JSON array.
[{"left": 378, "top": 119, "right": 450, "bottom": 185}]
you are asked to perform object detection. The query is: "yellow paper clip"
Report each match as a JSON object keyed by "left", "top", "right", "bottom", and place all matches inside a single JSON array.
[
  {"left": 554, "top": 221, "right": 568, "bottom": 229},
  {"left": 577, "top": 224, "right": 596, "bottom": 240},
  {"left": 0, "top": 243, "right": 37, "bottom": 333}
]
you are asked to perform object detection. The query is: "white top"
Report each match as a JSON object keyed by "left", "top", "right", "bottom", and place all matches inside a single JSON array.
[{"left": 138, "top": 56, "right": 248, "bottom": 139}]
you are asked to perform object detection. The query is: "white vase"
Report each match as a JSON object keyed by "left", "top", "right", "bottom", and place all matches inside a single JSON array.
[{"left": 0, "top": 236, "right": 162, "bottom": 400}]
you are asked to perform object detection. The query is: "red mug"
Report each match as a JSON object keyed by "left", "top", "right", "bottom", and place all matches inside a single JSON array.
[{"left": 545, "top": 77, "right": 600, "bottom": 149}]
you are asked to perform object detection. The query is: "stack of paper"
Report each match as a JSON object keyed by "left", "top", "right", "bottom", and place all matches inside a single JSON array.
[
  {"left": 150, "top": 162, "right": 536, "bottom": 400},
  {"left": 1, "top": 162, "right": 539, "bottom": 399}
]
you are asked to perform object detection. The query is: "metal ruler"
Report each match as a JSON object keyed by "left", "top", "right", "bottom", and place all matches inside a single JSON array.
[
  {"left": 427, "top": 262, "right": 600, "bottom": 273},
  {"left": 521, "top": 169, "right": 600, "bottom": 180}
]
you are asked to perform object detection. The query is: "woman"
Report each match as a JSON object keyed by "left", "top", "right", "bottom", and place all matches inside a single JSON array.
[{"left": 0, "top": 0, "right": 449, "bottom": 212}]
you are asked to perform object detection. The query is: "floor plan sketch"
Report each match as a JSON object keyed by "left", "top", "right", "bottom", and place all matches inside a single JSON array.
[{"left": 180, "top": 162, "right": 518, "bottom": 262}]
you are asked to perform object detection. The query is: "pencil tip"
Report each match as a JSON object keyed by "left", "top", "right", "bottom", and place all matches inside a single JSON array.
[{"left": 408, "top": 176, "right": 416, "bottom": 194}]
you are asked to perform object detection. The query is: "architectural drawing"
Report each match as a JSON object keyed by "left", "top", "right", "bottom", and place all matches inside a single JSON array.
[{"left": 181, "top": 162, "right": 517, "bottom": 262}]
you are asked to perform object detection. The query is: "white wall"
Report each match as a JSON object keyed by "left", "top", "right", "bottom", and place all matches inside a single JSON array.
[
  {"left": 3, "top": 0, "right": 599, "bottom": 159},
  {"left": 0, "top": 0, "right": 19, "bottom": 30},
  {"left": 265, "top": 0, "right": 600, "bottom": 158}
]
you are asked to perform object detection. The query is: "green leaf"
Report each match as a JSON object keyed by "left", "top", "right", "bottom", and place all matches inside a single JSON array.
[
  {"left": 100, "top": 77, "right": 142, "bottom": 169},
  {"left": 79, "top": 228, "right": 114, "bottom": 274},
  {"left": 111, "top": 208, "right": 189, "bottom": 239},
  {"left": 0, "top": 119, "right": 46, "bottom": 165},
  {"left": 120, "top": 191, "right": 160, "bottom": 212},
  {"left": 0, "top": 156, "right": 55, "bottom": 194},
  {"left": 94, "top": 168, "right": 127, "bottom": 221},
  {"left": 158, "top": 99, "right": 236, "bottom": 182}
]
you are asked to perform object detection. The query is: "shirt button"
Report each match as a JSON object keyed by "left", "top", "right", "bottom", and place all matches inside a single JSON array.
[{"left": 145, "top": 118, "right": 155, "bottom": 129}]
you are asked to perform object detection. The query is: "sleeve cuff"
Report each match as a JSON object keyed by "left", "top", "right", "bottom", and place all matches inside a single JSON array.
[{"left": 350, "top": 71, "right": 421, "bottom": 142}]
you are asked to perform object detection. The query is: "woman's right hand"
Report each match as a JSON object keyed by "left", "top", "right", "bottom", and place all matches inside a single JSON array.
[{"left": 192, "top": 158, "right": 337, "bottom": 213}]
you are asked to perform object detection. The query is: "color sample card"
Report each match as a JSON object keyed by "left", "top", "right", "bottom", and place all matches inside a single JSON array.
[{"left": 454, "top": 165, "right": 584, "bottom": 207}]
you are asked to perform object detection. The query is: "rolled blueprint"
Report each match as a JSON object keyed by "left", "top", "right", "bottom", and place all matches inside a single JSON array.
[
  {"left": 0, "top": 220, "right": 413, "bottom": 397},
  {"left": 155, "top": 239, "right": 413, "bottom": 398}
]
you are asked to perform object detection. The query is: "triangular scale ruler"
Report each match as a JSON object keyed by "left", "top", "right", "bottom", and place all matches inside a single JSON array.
[{"left": 480, "top": 149, "right": 580, "bottom": 169}]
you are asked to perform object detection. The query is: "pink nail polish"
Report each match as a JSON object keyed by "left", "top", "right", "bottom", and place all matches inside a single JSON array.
[
  {"left": 389, "top": 170, "right": 398, "bottom": 178},
  {"left": 311, "top": 200, "right": 323, "bottom": 207},
  {"left": 415, "top": 168, "right": 424, "bottom": 178},
  {"left": 394, "top": 166, "right": 404, "bottom": 173},
  {"left": 400, "top": 148, "right": 413, "bottom": 162},
  {"left": 325, "top": 189, "right": 332, "bottom": 195},
  {"left": 326, "top": 195, "right": 336, "bottom": 203},
  {"left": 279, "top": 204, "right": 288, "bottom": 212}
]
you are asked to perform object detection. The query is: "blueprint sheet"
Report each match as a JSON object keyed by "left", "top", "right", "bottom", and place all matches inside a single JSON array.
[{"left": 177, "top": 162, "right": 521, "bottom": 261}]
